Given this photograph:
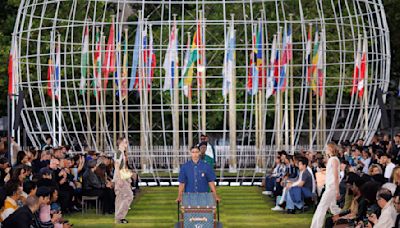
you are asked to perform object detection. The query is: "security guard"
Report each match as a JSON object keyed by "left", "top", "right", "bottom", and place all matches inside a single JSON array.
[{"left": 176, "top": 146, "right": 220, "bottom": 203}]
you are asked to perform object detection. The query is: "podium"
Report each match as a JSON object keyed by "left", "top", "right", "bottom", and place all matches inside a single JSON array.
[{"left": 175, "top": 193, "right": 222, "bottom": 228}]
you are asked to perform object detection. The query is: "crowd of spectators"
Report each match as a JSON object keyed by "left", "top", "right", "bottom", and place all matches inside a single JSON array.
[
  {"left": 0, "top": 136, "right": 138, "bottom": 227},
  {"left": 262, "top": 133, "right": 400, "bottom": 227}
]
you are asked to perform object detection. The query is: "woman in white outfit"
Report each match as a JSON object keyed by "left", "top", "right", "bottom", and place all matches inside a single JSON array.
[
  {"left": 311, "top": 142, "right": 342, "bottom": 228},
  {"left": 113, "top": 137, "right": 134, "bottom": 224}
]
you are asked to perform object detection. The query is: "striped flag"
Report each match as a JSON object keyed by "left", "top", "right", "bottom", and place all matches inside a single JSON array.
[
  {"left": 93, "top": 28, "right": 102, "bottom": 97},
  {"left": 266, "top": 35, "right": 277, "bottom": 99},
  {"left": 54, "top": 35, "right": 61, "bottom": 100},
  {"left": 102, "top": 19, "right": 115, "bottom": 90},
  {"left": 8, "top": 38, "right": 18, "bottom": 97},
  {"left": 182, "top": 23, "right": 202, "bottom": 92},
  {"left": 222, "top": 25, "right": 235, "bottom": 97},
  {"left": 182, "top": 34, "right": 193, "bottom": 97},
  {"left": 357, "top": 35, "right": 368, "bottom": 98},
  {"left": 310, "top": 26, "right": 320, "bottom": 94},
  {"left": 47, "top": 58, "right": 54, "bottom": 98},
  {"left": 351, "top": 36, "right": 362, "bottom": 96},
  {"left": 163, "top": 22, "right": 179, "bottom": 91},
  {"left": 247, "top": 28, "right": 258, "bottom": 95},
  {"left": 305, "top": 24, "right": 312, "bottom": 84},
  {"left": 121, "top": 29, "right": 129, "bottom": 100},
  {"left": 129, "top": 21, "right": 141, "bottom": 91},
  {"left": 256, "top": 21, "right": 265, "bottom": 90},
  {"left": 79, "top": 25, "right": 90, "bottom": 94},
  {"left": 278, "top": 24, "right": 292, "bottom": 91},
  {"left": 317, "top": 31, "right": 324, "bottom": 97},
  {"left": 147, "top": 25, "right": 156, "bottom": 90}
]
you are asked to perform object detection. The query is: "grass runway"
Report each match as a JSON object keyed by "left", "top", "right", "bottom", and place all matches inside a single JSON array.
[{"left": 66, "top": 186, "right": 313, "bottom": 227}]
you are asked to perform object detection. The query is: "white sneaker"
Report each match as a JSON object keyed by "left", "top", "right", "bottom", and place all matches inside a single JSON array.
[
  {"left": 271, "top": 205, "right": 284, "bottom": 211},
  {"left": 262, "top": 191, "right": 272, "bottom": 195}
]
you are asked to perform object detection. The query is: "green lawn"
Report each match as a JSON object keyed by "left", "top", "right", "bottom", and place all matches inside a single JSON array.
[{"left": 66, "top": 187, "right": 313, "bottom": 227}]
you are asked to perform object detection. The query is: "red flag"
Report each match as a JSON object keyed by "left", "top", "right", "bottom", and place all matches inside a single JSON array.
[
  {"left": 352, "top": 37, "right": 362, "bottom": 96},
  {"left": 102, "top": 19, "right": 115, "bottom": 89},
  {"left": 7, "top": 53, "right": 13, "bottom": 97},
  {"left": 358, "top": 37, "right": 367, "bottom": 98},
  {"left": 47, "top": 58, "right": 54, "bottom": 98}
]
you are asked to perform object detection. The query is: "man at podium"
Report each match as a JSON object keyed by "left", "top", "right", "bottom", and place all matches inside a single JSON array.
[{"left": 176, "top": 146, "right": 220, "bottom": 203}]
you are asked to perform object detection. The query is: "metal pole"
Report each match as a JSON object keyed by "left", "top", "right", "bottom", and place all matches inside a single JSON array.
[{"left": 7, "top": 94, "right": 11, "bottom": 164}]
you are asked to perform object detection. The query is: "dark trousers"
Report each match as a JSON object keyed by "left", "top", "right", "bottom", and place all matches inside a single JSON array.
[
  {"left": 84, "top": 188, "right": 115, "bottom": 214},
  {"left": 58, "top": 186, "right": 74, "bottom": 213},
  {"left": 265, "top": 176, "right": 277, "bottom": 191}
]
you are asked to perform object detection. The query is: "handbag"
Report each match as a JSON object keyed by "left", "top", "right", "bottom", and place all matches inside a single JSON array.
[{"left": 119, "top": 168, "right": 133, "bottom": 180}]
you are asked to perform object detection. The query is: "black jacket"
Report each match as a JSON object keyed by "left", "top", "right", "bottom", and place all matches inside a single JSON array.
[{"left": 2, "top": 205, "right": 33, "bottom": 228}]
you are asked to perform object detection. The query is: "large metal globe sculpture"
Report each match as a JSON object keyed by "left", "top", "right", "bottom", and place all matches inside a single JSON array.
[{"left": 10, "top": 0, "right": 389, "bottom": 180}]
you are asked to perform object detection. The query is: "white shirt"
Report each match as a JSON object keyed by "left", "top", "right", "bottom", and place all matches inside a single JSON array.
[
  {"left": 325, "top": 156, "right": 340, "bottom": 190},
  {"left": 374, "top": 200, "right": 398, "bottom": 228},
  {"left": 360, "top": 157, "right": 371, "bottom": 174},
  {"left": 384, "top": 162, "right": 396, "bottom": 179}
]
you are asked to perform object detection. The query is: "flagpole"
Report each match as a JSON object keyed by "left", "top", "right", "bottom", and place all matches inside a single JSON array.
[
  {"left": 186, "top": 32, "right": 193, "bottom": 148},
  {"left": 289, "top": 15, "right": 295, "bottom": 154},
  {"left": 100, "top": 33, "right": 107, "bottom": 152},
  {"left": 148, "top": 24, "right": 153, "bottom": 152},
  {"left": 57, "top": 34, "right": 62, "bottom": 146},
  {"left": 363, "top": 34, "right": 369, "bottom": 139},
  {"left": 278, "top": 27, "right": 283, "bottom": 151},
  {"left": 228, "top": 16, "right": 237, "bottom": 172},
  {"left": 322, "top": 29, "right": 327, "bottom": 146},
  {"left": 50, "top": 32, "right": 56, "bottom": 147},
  {"left": 308, "top": 24, "right": 313, "bottom": 150},
  {"left": 172, "top": 14, "right": 180, "bottom": 173},
  {"left": 275, "top": 28, "right": 282, "bottom": 151},
  {"left": 260, "top": 12, "right": 266, "bottom": 171},
  {"left": 201, "top": 12, "right": 207, "bottom": 134},
  {"left": 124, "top": 28, "right": 129, "bottom": 145}
]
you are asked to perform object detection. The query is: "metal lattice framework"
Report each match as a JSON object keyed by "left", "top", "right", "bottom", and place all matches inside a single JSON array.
[{"left": 10, "top": 0, "right": 390, "bottom": 181}]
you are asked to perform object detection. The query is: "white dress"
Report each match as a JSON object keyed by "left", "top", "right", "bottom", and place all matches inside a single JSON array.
[{"left": 311, "top": 156, "right": 341, "bottom": 228}]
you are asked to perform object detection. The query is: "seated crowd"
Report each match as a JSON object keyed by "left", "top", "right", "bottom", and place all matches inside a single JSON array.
[
  {"left": 0, "top": 137, "right": 138, "bottom": 228},
  {"left": 262, "top": 133, "right": 400, "bottom": 228}
]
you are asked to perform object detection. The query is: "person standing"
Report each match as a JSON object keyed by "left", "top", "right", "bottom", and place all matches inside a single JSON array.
[
  {"left": 176, "top": 146, "right": 220, "bottom": 203},
  {"left": 113, "top": 137, "right": 134, "bottom": 224},
  {"left": 311, "top": 142, "right": 341, "bottom": 228},
  {"left": 199, "top": 134, "right": 216, "bottom": 168}
]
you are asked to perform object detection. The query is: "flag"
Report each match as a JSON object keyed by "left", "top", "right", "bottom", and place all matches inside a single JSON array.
[
  {"left": 163, "top": 22, "right": 179, "bottom": 91},
  {"left": 247, "top": 29, "right": 258, "bottom": 95},
  {"left": 278, "top": 24, "right": 292, "bottom": 91},
  {"left": 310, "top": 26, "right": 320, "bottom": 94},
  {"left": 351, "top": 37, "right": 362, "bottom": 96},
  {"left": 317, "top": 32, "right": 324, "bottom": 97},
  {"left": 305, "top": 24, "right": 312, "bottom": 84},
  {"left": 102, "top": 19, "right": 115, "bottom": 89},
  {"left": 79, "top": 25, "right": 90, "bottom": 94},
  {"left": 129, "top": 21, "right": 141, "bottom": 91},
  {"left": 8, "top": 38, "right": 18, "bottom": 97},
  {"left": 121, "top": 29, "right": 128, "bottom": 100},
  {"left": 266, "top": 35, "right": 277, "bottom": 99},
  {"left": 141, "top": 23, "right": 148, "bottom": 91},
  {"left": 222, "top": 25, "right": 235, "bottom": 97},
  {"left": 54, "top": 35, "right": 61, "bottom": 100},
  {"left": 256, "top": 21, "right": 265, "bottom": 89},
  {"left": 47, "top": 57, "right": 54, "bottom": 98},
  {"left": 115, "top": 27, "right": 122, "bottom": 97},
  {"left": 182, "top": 23, "right": 202, "bottom": 91},
  {"left": 357, "top": 36, "right": 368, "bottom": 98},
  {"left": 147, "top": 25, "right": 156, "bottom": 90},
  {"left": 93, "top": 28, "right": 102, "bottom": 97},
  {"left": 182, "top": 34, "right": 193, "bottom": 97}
]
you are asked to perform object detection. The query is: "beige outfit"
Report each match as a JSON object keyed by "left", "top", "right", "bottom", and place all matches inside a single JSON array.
[{"left": 113, "top": 150, "right": 134, "bottom": 221}]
